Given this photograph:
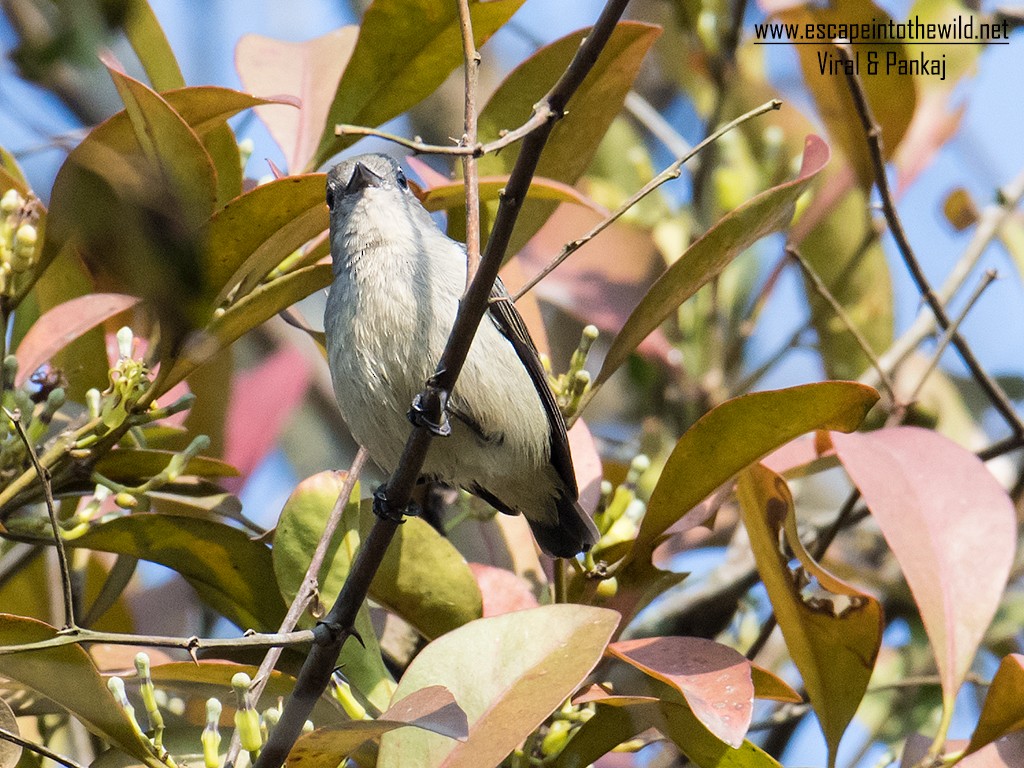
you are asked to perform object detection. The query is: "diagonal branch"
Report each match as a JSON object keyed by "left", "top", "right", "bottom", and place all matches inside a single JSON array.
[
  {"left": 252, "top": 3, "right": 634, "bottom": 767},
  {"left": 836, "top": 42, "right": 1024, "bottom": 439}
]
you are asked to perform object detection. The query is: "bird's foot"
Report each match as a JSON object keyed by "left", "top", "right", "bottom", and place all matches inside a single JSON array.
[
  {"left": 372, "top": 484, "right": 418, "bottom": 523},
  {"left": 409, "top": 377, "right": 452, "bottom": 437}
]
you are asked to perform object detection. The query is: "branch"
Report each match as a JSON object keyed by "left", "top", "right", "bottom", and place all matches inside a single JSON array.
[
  {"left": 253, "top": 4, "right": 634, "bottom": 767},
  {"left": 457, "top": 0, "right": 482, "bottom": 283},
  {"left": 836, "top": 42, "right": 1024, "bottom": 439},
  {"left": 3, "top": 406, "right": 75, "bottom": 630},
  {"left": 0, "top": 724, "right": 87, "bottom": 768},
  {"left": 223, "top": 449, "right": 368, "bottom": 768},
  {"left": 0, "top": 627, "right": 313, "bottom": 656},
  {"left": 902, "top": 270, "right": 998, "bottom": 412},
  {"left": 865, "top": 162, "right": 1024, "bottom": 388},
  {"left": 512, "top": 99, "right": 782, "bottom": 301},
  {"left": 786, "top": 246, "right": 897, "bottom": 404}
]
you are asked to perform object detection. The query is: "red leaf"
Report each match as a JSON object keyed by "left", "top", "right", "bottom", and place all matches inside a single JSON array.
[
  {"left": 832, "top": 427, "right": 1016, "bottom": 706},
  {"left": 15, "top": 294, "right": 140, "bottom": 387},
  {"left": 607, "top": 636, "right": 753, "bottom": 748},
  {"left": 224, "top": 347, "right": 311, "bottom": 486},
  {"left": 467, "top": 563, "right": 539, "bottom": 617},
  {"left": 569, "top": 419, "right": 603, "bottom": 515},
  {"left": 235, "top": 28, "right": 358, "bottom": 174}
]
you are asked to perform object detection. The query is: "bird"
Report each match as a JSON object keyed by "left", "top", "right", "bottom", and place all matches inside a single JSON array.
[{"left": 323, "top": 153, "right": 599, "bottom": 557}]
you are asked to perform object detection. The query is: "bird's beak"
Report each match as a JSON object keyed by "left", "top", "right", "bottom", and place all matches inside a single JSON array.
[{"left": 345, "top": 162, "right": 384, "bottom": 194}]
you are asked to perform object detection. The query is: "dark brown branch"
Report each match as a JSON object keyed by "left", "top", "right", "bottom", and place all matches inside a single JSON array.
[
  {"left": 836, "top": 42, "right": 1024, "bottom": 439},
  {"left": 457, "top": 0, "right": 482, "bottom": 283},
  {"left": 252, "top": 3, "right": 634, "bottom": 767},
  {"left": 0, "top": 724, "right": 87, "bottom": 768}
]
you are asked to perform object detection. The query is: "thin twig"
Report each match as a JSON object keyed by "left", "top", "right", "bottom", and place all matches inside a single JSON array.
[
  {"left": 2, "top": 406, "right": 75, "bottom": 630},
  {"left": 457, "top": 0, "right": 482, "bottom": 283},
  {"left": 836, "top": 42, "right": 1024, "bottom": 438},
  {"left": 512, "top": 99, "right": 782, "bottom": 301},
  {"left": 254, "top": 4, "right": 634, "bottom": 767},
  {"left": 786, "top": 246, "right": 897, "bottom": 403},
  {"left": 866, "top": 163, "right": 1024, "bottom": 389},
  {"left": 904, "top": 270, "right": 998, "bottom": 410},
  {"left": 623, "top": 91, "right": 692, "bottom": 158},
  {"left": 0, "top": 627, "right": 314, "bottom": 656},
  {"left": 0, "top": 723, "right": 88, "bottom": 768},
  {"left": 224, "top": 449, "right": 368, "bottom": 768},
  {"left": 334, "top": 108, "right": 551, "bottom": 158}
]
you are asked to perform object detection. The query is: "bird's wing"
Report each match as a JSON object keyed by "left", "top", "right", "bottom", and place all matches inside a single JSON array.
[{"left": 485, "top": 278, "right": 578, "bottom": 497}]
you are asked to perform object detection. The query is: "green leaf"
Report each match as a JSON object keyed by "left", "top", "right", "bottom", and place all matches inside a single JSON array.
[
  {"left": 274, "top": 472, "right": 482, "bottom": 641},
  {"left": 161, "top": 263, "right": 332, "bottom": 395},
  {"left": 464, "top": 22, "right": 661, "bottom": 254},
  {"left": 378, "top": 605, "right": 619, "bottom": 768},
  {"left": 93, "top": 449, "right": 239, "bottom": 481},
  {"left": 206, "top": 174, "right": 327, "bottom": 305},
  {"left": 777, "top": 0, "right": 915, "bottom": 189},
  {"left": 272, "top": 472, "right": 398, "bottom": 712},
  {"left": 123, "top": 0, "right": 185, "bottom": 91},
  {"left": 69, "top": 515, "right": 285, "bottom": 631},
  {"left": 736, "top": 463, "right": 882, "bottom": 766},
  {"left": 313, "top": 0, "right": 527, "bottom": 169},
  {"left": 966, "top": 654, "right": 1024, "bottom": 754},
  {"left": 0, "top": 615, "right": 160, "bottom": 767},
  {"left": 287, "top": 686, "right": 468, "bottom": 768},
  {"left": 0, "top": 145, "right": 29, "bottom": 194},
  {"left": 420, "top": 176, "right": 605, "bottom": 215},
  {"left": 0, "top": 697, "right": 21, "bottom": 768},
  {"left": 832, "top": 427, "right": 1016, "bottom": 723},
  {"left": 634, "top": 381, "right": 877, "bottom": 561},
  {"left": 594, "top": 135, "right": 830, "bottom": 389}
]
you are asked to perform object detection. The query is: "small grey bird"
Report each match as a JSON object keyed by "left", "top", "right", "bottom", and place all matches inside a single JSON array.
[{"left": 324, "top": 153, "right": 599, "bottom": 557}]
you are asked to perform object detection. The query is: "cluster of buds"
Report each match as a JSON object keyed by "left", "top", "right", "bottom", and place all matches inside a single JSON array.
[
  {"left": 107, "top": 655, "right": 316, "bottom": 768},
  {"left": 586, "top": 454, "right": 652, "bottom": 592},
  {"left": 0, "top": 188, "right": 40, "bottom": 297},
  {"left": 545, "top": 324, "right": 599, "bottom": 420}
]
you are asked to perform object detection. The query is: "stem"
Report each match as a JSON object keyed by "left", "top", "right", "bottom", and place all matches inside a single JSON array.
[
  {"left": 836, "top": 42, "right": 1023, "bottom": 438},
  {"left": 457, "top": 0, "right": 481, "bottom": 284},
  {"left": 3, "top": 406, "right": 75, "bottom": 630}
]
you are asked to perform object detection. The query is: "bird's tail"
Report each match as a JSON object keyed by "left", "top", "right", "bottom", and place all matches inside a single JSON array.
[{"left": 528, "top": 492, "right": 600, "bottom": 559}]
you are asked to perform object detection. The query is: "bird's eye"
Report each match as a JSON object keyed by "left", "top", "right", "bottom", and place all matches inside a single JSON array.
[
  {"left": 395, "top": 169, "right": 409, "bottom": 190},
  {"left": 326, "top": 182, "right": 335, "bottom": 210}
]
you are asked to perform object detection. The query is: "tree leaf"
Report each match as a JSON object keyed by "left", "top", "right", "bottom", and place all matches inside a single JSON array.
[
  {"left": 287, "top": 686, "right": 468, "bottom": 768},
  {"left": 595, "top": 134, "right": 830, "bottom": 388},
  {"left": 420, "top": 176, "right": 606, "bottom": 215},
  {"left": 634, "top": 381, "right": 878, "bottom": 561},
  {"left": 13, "top": 293, "right": 139, "bottom": 387},
  {"left": 966, "top": 654, "right": 1024, "bottom": 754},
  {"left": 777, "top": 0, "right": 915, "bottom": 189},
  {"left": 92, "top": 449, "right": 239, "bottom": 481},
  {"left": 274, "top": 472, "right": 482, "bottom": 641},
  {"left": 161, "top": 263, "right": 332, "bottom": 395},
  {"left": 312, "top": 0, "right": 527, "bottom": 168},
  {"left": 607, "top": 637, "right": 753, "bottom": 747},
  {"left": 464, "top": 22, "right": 660, "bottom": 254},
  {"left": 736, "top": 463, "right": 882, "bottom": 766},
  {"left": 122, "top": 0, "right": 185, "bottom": 91},
  {"left": 206, "top": 174, "right": 327, "bottom": 305},
  {"left": 0, "top": 698, "right": 21, "bottom": 768},
  {"left": 378, "top": 605, "right": 619, "bottom": 768},
  {"left": 832, "top": 427, "right": 1017, "bottom": 718},
  {"left": 68, "top": 515, "right": 285, "bottom": 632},
  {"left": 236, "top": 28, "right": 359, "bottom": 174},
  {"left": 0, "top": 615, "right": 160, "bottom": 767}
]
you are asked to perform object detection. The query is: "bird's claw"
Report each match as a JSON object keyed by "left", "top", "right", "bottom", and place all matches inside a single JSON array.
[
  {"left": 409, "top": 379, "right": 452, "bottom": 437},
  {"left": 372, "top": 484, "right": 417, "bottom": 522}
]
